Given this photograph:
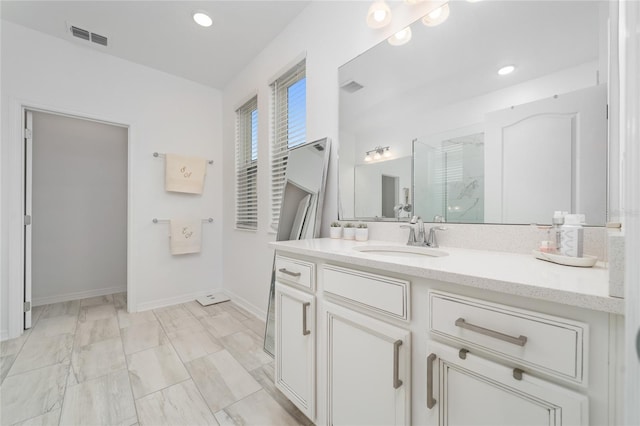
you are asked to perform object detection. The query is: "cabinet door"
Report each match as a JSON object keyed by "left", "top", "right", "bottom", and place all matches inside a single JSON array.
[
  {"left": 275, "top": 282, "right": 315, "bottom": 420},
  {"left": 324, "top": 301, "right": 410, "bottom": 426},
  {"left": 426, "top": 341, "right": 588, "bottom": 426}
]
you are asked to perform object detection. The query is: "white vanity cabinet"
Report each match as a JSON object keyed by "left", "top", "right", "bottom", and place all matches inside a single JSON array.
[
  {"left": 274, "top": 256, "right": 316, "bottom": 421},
  {"left": 426, "top": 341, "right": 588, "bottom": 425},
  {"left": 425, "top": 292, "right": 589, "bottom": 425},
  {"left": 270, "top": 243, "right": 622, "bottom": 426},
  {"left": 324, "top": 301, "right": 411, "bottom": 426}
]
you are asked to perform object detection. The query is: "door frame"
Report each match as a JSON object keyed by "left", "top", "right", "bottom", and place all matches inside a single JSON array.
[{"left": 6, "top": 99, "right": 135, "bottom": 339}]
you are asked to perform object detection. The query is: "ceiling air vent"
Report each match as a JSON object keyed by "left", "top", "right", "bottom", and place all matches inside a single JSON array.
[
  {"left": 69, "top": 24, "right": 108, "bottom": 47},
  {"left": 340, "top": 80, "right": 364, "bottom": 93},
  {"left": 90, "top": 33, "right": 108, "bottom": 47},
  {"left": 70, "top": 26, "right": 90, "bottom": 41}
]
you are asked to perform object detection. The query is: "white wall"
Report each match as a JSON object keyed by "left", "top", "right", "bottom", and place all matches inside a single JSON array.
[
  {"left": 221, "top": 1, "right": 435, "bottom": 317},
  {"left": 1, "top": 20, "right": 223, "bottom": 339},
  {"left": 31, "top": 111, "right": 128, "bottom": 305}
]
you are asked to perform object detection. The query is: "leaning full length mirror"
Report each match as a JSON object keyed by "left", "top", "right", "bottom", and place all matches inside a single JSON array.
[
  {"left": 264, "top": 138, "right": 331, "bottom": 356},
  {"left": 339, "top": 1, "right": 608, "bottom": 225}
]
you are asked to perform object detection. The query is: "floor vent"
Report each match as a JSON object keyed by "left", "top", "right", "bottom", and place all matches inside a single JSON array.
[{"left": 69, "top": 24, "right": 108, "bottom": 47}]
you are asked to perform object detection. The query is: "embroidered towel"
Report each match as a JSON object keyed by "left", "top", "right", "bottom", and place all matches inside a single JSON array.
[
  {"left": 165, "top": 154, "right": 207, "bottom": 194},
  {"left": 170, "top": 219, "right": 202, "bottom": 255}
]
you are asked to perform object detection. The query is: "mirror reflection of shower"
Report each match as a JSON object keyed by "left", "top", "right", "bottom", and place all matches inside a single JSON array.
[{"left": 414, "top": 132, "right": 485, "bottom": 223}]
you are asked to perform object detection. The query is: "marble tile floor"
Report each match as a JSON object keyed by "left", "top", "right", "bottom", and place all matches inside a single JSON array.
[{"left": 0, "top": 294, "right": 312, "bottom": 426}]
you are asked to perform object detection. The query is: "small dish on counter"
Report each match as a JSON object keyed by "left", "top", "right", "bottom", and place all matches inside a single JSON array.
[{"left": 532, "top": 250, "right": 598, "bottom": 267}]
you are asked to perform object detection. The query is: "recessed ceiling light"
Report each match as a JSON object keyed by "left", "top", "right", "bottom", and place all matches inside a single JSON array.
[
  {"left": 193, "top": 12, "right": 213, "bottom": 27},
  {"left": 498, "top": 65, "right": 516, "bottom": 76}
]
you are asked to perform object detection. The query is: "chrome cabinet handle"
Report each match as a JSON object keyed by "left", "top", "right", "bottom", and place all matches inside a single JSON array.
[
  {"left": 455, "top": 318, "right": 528, "bottom": 347},
  {"left": 302, "top": 302, "right": 311, "bottom": 336},
  {"left": 278, "top": 268, "right": 301, "bottom": 278},
  {"left": 427, "top": 353, "right": 437, "bottom": 409},
  {"left": 393, "top": 340, "right": 403, "bottom": 389}
]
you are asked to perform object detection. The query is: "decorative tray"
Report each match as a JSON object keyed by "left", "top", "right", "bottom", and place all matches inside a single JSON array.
[{"left": 532, "top": 250, "right": 598, "bottom": 268}]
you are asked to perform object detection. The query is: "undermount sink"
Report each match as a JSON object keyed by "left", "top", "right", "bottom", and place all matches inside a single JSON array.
[{"left": 352, "top": 245, "right": 448, "bottom": 258}]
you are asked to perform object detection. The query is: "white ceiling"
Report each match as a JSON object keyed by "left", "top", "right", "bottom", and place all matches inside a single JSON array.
[{"left": 0, "top": 1, "right": 310, "bottom": 89}]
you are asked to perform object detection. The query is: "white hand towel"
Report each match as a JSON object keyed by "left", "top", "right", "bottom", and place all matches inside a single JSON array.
[
  {"left": 165, "top": 154, "right": 207, "bottom": 194},
  {"left": 170, "top": 219, "right": 202, "bottom": 255}
]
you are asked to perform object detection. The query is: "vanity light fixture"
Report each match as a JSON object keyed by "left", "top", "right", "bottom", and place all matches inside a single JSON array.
[
  {"left": 367, "top": 1, "right": 392, "bottom": 29},
  {"left": 498, "top": 65, "right": 516, "bottom": 76},
  {"left": 422, "top": 3, "right": 450, "bottom": 27},
  {"left": 388, "top": 27, "right": 412, "bottom": 46},
  {"left": 364, "top": 146, "right": 391, "bottom": 162},
  {"left": 193, "top": 11, "right": 213, "bottom": 27}
]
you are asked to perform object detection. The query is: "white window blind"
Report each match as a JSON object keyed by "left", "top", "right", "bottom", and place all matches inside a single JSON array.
[
  {"left": 270, "top": 59, "right": 306, "bottom": 230},
  {"left": 235, "top": 96, "right": 258, "bottom": 230}
]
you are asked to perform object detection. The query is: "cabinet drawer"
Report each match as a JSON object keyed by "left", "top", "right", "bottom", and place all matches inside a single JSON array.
[
  {"left": 323, "top": 265, "right": 409, "bottom": 321},
  {"left": 429, "top": 291, "right": 587, "bottom": 383},
  {"left": 275, "top": 255, "right": 315, "bottom": 290}
]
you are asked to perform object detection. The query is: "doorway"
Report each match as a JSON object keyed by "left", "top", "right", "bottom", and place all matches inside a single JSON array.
[
  {"left": 381, "top": 174, "right": 399, "bottom": 218},
  {"left": 24, "top": 109, "right": 128, "bottom": 328}
]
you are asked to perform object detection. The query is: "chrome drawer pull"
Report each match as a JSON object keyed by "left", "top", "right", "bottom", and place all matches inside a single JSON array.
[
  {"left": 393, "top": 340, "right": 403, "bottom": 389},
  {"left": 302, "top": 302, "right": 311, "bottom": 336},
  {"left": 278, "top": 268, "right": 301, "bottom": 278},
  {"left": 427, "top": 353, "right": 437, "bottom": 409},
  {"left": 455, "top": 318, "right": 528, "bottom": 347}
]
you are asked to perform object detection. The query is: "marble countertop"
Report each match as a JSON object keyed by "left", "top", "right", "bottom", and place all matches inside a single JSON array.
[{"left": 269, "top": 238, "right": 624, "bottom": 315}]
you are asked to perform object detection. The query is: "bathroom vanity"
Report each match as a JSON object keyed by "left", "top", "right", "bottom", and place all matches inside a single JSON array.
[{"left": 270, "top": 238, "right": 624, "bottom": 426}]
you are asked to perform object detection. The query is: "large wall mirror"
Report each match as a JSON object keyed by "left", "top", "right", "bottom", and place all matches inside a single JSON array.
[{"left": 339, "top": 1, "right": 609, "bottom": 226}]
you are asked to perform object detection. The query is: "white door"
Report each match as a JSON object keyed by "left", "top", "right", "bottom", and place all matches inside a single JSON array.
[
  {"left": 275, "top": 282, "right": 315, "bottom": 421},
  {"left": 324, "top": 301, "right": 410, "bottom": 426},
  {"left": 484, "top": 85, "right": 607, "bottom": 224},
  {"left": 23, "top": 110, "right": 33, "bottom": 329},
  {"left": 426, "top": 341, "right": 588, "bottom": 426}
]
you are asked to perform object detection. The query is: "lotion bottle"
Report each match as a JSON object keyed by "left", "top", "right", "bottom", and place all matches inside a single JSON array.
[{"left": 560, "top": 214, "right": 585, "bottom": 257}]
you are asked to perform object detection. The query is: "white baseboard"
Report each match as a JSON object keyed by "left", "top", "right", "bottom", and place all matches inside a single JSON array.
[
  {"left": 1, "top": 329, "right": 9, "bottom": 342},
  {"left": 219, "top": 288, "right": 267, "bottom": 321},
  {"left": 32, "top": 286, "right": 126, "bottom": 307},
  {"left": 135, "top": 289, "right": 223, "bottom": 312}
]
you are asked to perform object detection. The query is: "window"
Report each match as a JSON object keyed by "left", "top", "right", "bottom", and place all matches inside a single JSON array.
[
  {"left": 235, "top": 96, "right": 258, "bottom": 230},
  {"left": 270, "top": 59, "right": 306, "bottom": 229}
]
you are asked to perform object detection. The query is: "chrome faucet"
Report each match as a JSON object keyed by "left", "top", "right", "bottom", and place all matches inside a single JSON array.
[
  {"left": 426, "top": 226, "right": 447, "bottom": 248},
  {"left": 410, "top": 216, "right": 426, "bottom": 245},
  {"left": 400, "top": 224, "right": 417, "bottom": 245}
]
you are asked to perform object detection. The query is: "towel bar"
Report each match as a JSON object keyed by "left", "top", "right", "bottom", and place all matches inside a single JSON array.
[
  {"left": 153, "top": 218, "right": 214, "bottom": 224},
  {"left": 153, "top": 152, "right": 213, "bottom": 165}
]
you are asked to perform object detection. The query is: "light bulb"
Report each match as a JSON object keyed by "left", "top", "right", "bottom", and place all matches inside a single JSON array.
[
  {"left": 373, "top": 10, "right": 387, "bottom": 22},
  {"left": 193, "top": 12, "right": 213, "bottom": 27},
  {"left": 364, "top": 154, "right": 373, "bottom": 162},
  {"left": 367, "top": 1, "right": 392, "bottom": 29},
  {"left": 384, "top": 148, "right": 392, "bottom": 157},
  {"left": 388, "top": 27, "right": 412, "bottom": 46},
  {"left": 498, "top": 65, "right": 516, "bottom": 76},
  {"left": 429, "top": 7, "right": 442, "bottom": 19},
  {"left": 422, "top": 4, "right": 450, "bottom": 27},
  {"left": 373, "top": 152, "right": 382, "bottom": 160}
]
